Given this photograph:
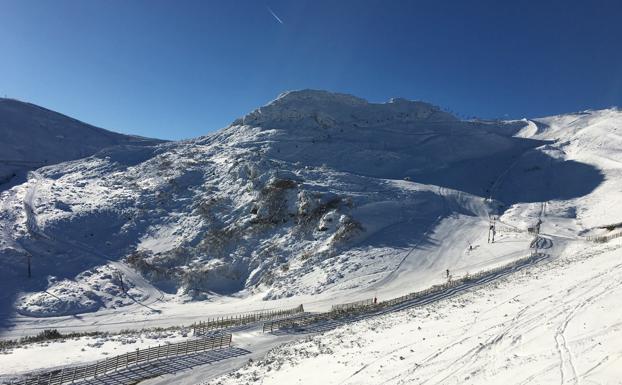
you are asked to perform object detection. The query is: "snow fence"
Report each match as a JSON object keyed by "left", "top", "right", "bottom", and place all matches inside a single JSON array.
[
  {"left": 11, "top": 334, "right": 232, "bottom": 385},
  {"left": 192, "top": 304, "right": 304, "bottom": 335},
  {"left": 585, "top": 231, "right": 622, "bottom": 243}
]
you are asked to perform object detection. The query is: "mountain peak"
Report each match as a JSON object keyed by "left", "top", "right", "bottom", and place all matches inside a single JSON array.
[
  {"left": 272, "top": 89, "right": 369, "bottom": 107},
  {"left": 232, "top": 89, "right": 457, "bottom": 128}
]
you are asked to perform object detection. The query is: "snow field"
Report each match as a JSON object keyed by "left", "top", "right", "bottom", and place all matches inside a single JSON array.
[{"left": 207, "top": 240, "right": 622, "bottom": 385}]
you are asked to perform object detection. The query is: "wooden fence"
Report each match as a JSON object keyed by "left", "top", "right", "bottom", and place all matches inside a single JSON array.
[
  {"left": 331, "top": 298, "right": 374, "bottom": 312},
  {"left": 262, "top": 313, "right": 312, "bottom": 333},
  {"left": 14, "top": 334, "right": 232, "bottom": 385},
  {"left": 262, "top": 310, "right": 343, "bottom": 333},
  {"left": 379, "top": 252, "right": 546, "bottom": 308},
  {"left": 192, "top": 304, "right": 304, "bottom": 335},
  {"left": 585, "top": 231, "right": 622, "bottom": 243}
]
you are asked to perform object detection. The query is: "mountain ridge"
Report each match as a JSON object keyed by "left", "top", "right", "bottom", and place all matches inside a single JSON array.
[
  {"left": 0, "top": 90, "right": 617, "bottom": 323},
  {"left": 0, "top": 97, "right": 164, "bottom": 190}
]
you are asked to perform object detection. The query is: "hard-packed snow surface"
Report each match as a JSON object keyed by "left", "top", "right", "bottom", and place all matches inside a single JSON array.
[{"left": 1, "top": 90, "right": 621, "bottom": 382}]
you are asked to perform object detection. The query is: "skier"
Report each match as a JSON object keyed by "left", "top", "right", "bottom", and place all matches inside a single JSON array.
[{"left": 446, "top": 269, "right": 450, "bottom": 279}]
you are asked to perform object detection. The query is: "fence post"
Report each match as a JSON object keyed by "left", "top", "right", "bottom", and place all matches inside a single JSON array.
[
  {"left": 59, "top": 368, "right": 64, "bottom": 384},
  {"left": 94, "top": 361, "right": 99, "bottom": 378},
  {"left": 71, "top": 366, "right": 77, "bottom": 383},
  {"left": 47, "top": 371, "right": 53, "bottom": 385}
]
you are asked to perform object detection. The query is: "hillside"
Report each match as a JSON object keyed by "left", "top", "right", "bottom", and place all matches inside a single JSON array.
[
  {"left": 0, "top": 90, "right": 618, "bottom": 334},
  {"left": 0, "top": 98, "right": 163, "bottom": 190}
]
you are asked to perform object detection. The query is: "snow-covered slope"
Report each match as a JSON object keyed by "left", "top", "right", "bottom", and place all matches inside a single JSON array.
[
  {"left": 208, "top": 239, "right": 622, "bottom": 385},
  {"left": 0, "top": 90, "right": 618, "bottom": 332},
  {"left": 519, "top": 110, "right": 622, "bottom": 230},
  {"left": 0, "top": 98, "right": 162, "bottom": 190}
]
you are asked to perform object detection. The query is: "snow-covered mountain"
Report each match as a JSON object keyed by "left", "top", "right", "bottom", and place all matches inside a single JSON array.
[
  {"left": 0, "top": 98, "right": 163, "bottom": 190},
  {"left": 0, "top": 90, "right": 619, "bottom": 325}
]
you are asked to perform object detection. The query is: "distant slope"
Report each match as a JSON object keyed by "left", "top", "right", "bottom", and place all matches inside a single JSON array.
[{"left": 0, "top": 98, "right": 163, "bottom": 189}]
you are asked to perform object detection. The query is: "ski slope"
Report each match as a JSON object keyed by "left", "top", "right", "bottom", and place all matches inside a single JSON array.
[
  {"left": 207, "top": 239, "right": 622, "bottom": 385},
  {"left": 1, "top": 91, "right": 621, "bottom": 383}
]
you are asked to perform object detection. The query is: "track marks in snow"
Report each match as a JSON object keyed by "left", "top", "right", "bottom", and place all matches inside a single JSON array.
[
  {"left": 553, "top": 269, "right": 622, "bottom": 385},
  {"left": 208, "top": 242, "right": 622, "bottom": 385},
  {"left": 371, "top": 215, "right": 443, "bottom": 289}
]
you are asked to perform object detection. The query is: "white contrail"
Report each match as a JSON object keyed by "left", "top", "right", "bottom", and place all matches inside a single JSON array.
[{"left": 267, "top": 6, "right": 284, "bottom": 24}]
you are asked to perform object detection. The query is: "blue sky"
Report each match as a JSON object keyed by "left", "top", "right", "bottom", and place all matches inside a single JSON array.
[{"left": 1, "top": 0, "right": 621, "bottom": 140}]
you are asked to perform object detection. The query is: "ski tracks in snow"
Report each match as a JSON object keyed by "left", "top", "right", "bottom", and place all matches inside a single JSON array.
[
  {"left": 360, "top": 254, "right": 622, "bottom": 385},
  {"left": 553, "top": 266, "right": 622, "bottom": 385}
]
